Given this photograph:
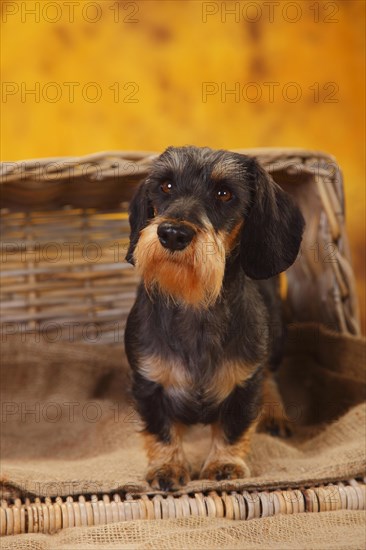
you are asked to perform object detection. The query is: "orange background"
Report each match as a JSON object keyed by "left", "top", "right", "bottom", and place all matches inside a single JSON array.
[{"left": 1, "top": 0, "right": 365, "bottom": 330}]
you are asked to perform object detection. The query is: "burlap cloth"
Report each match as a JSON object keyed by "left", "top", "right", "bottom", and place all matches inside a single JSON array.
[{"left": 1, "top": 323, "right": 365, "bottom": 549}]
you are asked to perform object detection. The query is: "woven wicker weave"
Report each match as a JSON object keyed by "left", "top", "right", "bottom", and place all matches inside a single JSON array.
[
  {"left": 0, "top": 148, "right": 363, "bottom": 536},
  {"left": 1, "top": 480, "right": 365, "bottom": 536}
]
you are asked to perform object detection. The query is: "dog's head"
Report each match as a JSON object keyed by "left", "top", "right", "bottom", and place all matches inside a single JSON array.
[{"left": 126, "top": 146, "right": 304, "bottom": 308}]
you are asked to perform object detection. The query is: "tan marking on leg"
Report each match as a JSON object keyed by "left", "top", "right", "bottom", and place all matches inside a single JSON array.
[
  {"left": 258, "top": 371, "right": 292, "bottom": 437},
  {"left": 144, "top": 424, "right": 190, "bottom": 490},
  {"left": 200, "top": 422, "right": 257, "bottom": 480}
]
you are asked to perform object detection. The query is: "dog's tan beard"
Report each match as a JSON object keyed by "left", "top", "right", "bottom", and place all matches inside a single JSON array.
[{"left": 133, "top": 219, "right": 226, "bottom": 308}]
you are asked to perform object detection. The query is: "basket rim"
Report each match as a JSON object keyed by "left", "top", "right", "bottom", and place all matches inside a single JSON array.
[{"left": 0, "top": 147, "right": 337, "bottom": 168}]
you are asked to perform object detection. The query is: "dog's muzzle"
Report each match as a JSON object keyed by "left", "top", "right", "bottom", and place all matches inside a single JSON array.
[{"left": 157, "top": 222, "right": 196, "bottom": 251}]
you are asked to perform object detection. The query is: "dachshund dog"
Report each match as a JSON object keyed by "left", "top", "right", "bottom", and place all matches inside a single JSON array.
[{"left": 125, "top": 146, "right": 304, "bottom": 491}]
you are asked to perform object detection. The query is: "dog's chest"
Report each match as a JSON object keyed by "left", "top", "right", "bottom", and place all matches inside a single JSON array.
[
  {"left": 134, "top": 287, "right": 264, "bottom": 408},
  {"left": 139, "top": 331, "right": 256, "bottom": 407}
]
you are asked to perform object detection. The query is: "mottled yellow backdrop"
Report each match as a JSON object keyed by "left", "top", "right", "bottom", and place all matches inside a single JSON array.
[{"left": 1, "top": 0, "right": 365, "bottom": 328}]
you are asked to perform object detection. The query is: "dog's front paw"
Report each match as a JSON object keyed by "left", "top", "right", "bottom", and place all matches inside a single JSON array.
[
  {"left": 146, "top": 462, "right": 191, "bottom": 491},
  {"left": 200, "top": 460, "right": 250, "bottom": 481}
]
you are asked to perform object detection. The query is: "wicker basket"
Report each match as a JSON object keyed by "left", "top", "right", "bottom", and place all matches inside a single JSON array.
[
  {"left": 0, "top": 148, "right": 363, "bottom": 536},
  {"left": 0, "top": 148, "right": 361, "bottom": 342}
]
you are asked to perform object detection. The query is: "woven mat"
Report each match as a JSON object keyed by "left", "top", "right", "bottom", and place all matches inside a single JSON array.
[
  {"left": 1, "top": 323, "right": 366, "bottom": 549},
  {"left": 1, "top": 512, "right": 366, "bottom": 550}
]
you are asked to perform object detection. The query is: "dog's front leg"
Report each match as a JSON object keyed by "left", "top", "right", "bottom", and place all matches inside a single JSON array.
[
  {"left": 132, "top": 370, "right": 191, "bottom": 491},
  {"left": 144, "top": 424, "right": 190, "bottom": 491},
  {"left": 200, "top": 422, "right": 255, "bottom": 481},
  {"left": 200, "top": 374, "right": 262, "bottom": 481}
]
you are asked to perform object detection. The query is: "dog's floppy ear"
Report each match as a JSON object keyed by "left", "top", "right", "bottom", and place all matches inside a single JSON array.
[
  {"left": 125, "top": 180, "right": 154, "bottom": 265},
  {"left": 240, "top": 158, "right": 305, "bottom": 279}
]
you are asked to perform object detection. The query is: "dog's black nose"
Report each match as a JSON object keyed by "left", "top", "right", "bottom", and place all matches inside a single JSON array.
[{"left": 157, "top": 222, "right": 195, "bottom": 251}]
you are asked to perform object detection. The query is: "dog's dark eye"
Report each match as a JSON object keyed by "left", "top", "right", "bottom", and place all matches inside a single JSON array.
[
  {"left": 215, "top": 188, "right": 233, "bottom": 202},
  {"left": 160, "top": 182, "right": 173, "bottom": 194}
]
